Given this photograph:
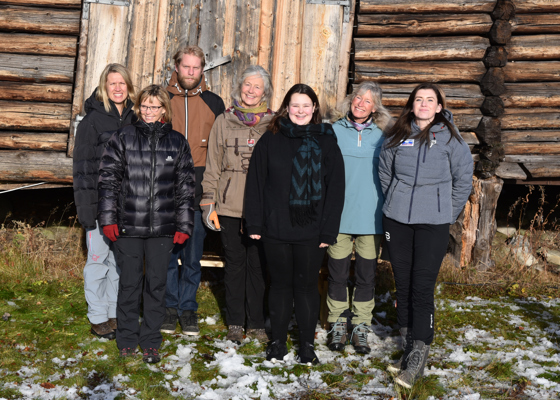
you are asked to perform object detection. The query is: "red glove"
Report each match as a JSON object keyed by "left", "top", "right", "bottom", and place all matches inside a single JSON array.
[
  {"left": 103, "top": 224, "right": 119, "bottom": 242},
  {"left": 173, "top": 231, "right": 190, "bottom": 244}
]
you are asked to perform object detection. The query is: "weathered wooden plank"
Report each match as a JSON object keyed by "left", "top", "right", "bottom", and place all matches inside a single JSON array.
[
  {"left": 387, "top": 107, "right": 482, "bottom": 131},
  {"left": 358, "top": 0, "right": 496, "bottom": 14},
  {"left": 514, "top": 0, "right": 560, "bottom": 13},
  {"left": 506, "top": 35, "right": 560, "bottom": 61},
  {"left": 462, "top": 131, "right": 480, "bottom": 145},
  {"left": 502, "top": 130, "right": 560, "bottom": 142},
  {"left": 152, "top": 0, "right": 171, "bottom": 84},
  {"left": 354, "top": 36, "right": 489, "bottom": 61},
  {"left": 0, "top": 54, "right": 74, "bottom": 83},
  {"left": 0, "top": 132, "right": 68, "bottom": 151},
  {"left": 511, "top": 14, "right": 560, "bottom": 34},
  {"left": 0, "top": 81, "right": 72, "bottom": 103},
  {"left": 356, "top": 14, "right": 492, "bottom": 36},
  {"left": 301, "top": 2, "right": 343, "bottom": 113},
  {"left": 525, "top": 163, "right": 560, "bottom": 178},
  {"left": 354, "top": 61, "right": 487, "bottom": 83},
  {"left": 336, "top": 0, "right": 356, "bottom": 107},
  {"left": 0, "top": 101, "right": 71, "bottom": 131},
  {"left": 369, "top": 84, "right": 484, "bottom": 108},
  {"left": 0, "top": 150, "right": 72, "bottom": 183},
  {"left": 198, "top": 0, "right": 228, "bottom": 96},
  {"left": 505, "top": 154, "right": 560, "bottom": 163},
  {"left": 502, "top": 111, "right": 560, "bottom": 130},
  {"left": 83, "top": 3, "right": 131, "bottom": 104},
  {"left": 0, "top": 33, "right": 77, "bottom": 57},
  {"left": 257, "top": 0, "right": 275, "bottom": 73},
  {"left": 0, "top": 0, "right": 81, "bottom": 8},
  {"left": 271, "top": 0, "right": 304, "bottom": 109},
  {"left": 503, "top": 142, "right": 560, "bottom": 155},
  {"left": 496, "top": 162, "right": 527, "bottom": 180},
  {"left": 504, "top": 61, "right": 560, "bottom": 82},
  {"left": 501, "top": 82, "right": 560, "bottom": 108},
  {"left": 0, "top": 6, "right": 80, "bottom": 35}
]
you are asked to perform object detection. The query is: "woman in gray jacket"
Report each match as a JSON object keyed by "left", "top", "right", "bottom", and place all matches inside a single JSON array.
[{"left": 379, "top": 83, "right": 473, "bottom": 388}]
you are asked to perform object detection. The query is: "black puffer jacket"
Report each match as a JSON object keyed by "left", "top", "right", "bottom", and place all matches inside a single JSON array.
[
  {"left": 72, "top": 90, "right": 136, "bottom": 230},
  {"left": 97, "top": 120, "right": 195, "bottom": 238}
]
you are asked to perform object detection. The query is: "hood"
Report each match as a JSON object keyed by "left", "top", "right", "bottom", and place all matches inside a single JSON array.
[
  {"left": 334, "top": 116, "right": 378, "bottom": 131},
  {"left": 83, "top": 88, "right": 134, "bottom": 118},
  {"left": 411, "top": 108, "right": 455, "bottom": 135},
  {"left": 167, "top": 71, "right": 207, "bottom": 97},
  {"left": 134, "top": 119, "right": 172, "bottom": 139}
]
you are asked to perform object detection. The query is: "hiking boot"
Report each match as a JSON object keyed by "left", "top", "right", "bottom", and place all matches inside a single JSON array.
[
  {"left": 142, "top": 347, "right": 161, "bottom": 364},
  {"left": 395, "top": 340, "right": 430, "bottom": 389},
  {"left": 266, "top": 340, "right": 288, "bottom": 363},
  {"left": 387, "top": 327, "right": 413, "bottom": 374},
  {"left": 108, "top": 318, "right": 117, "bottom": 331},
  {"left": 119, "top": 347, "right": 136, "bottom": 358},
  {"left": 90, "top": 321, "right": 115, "bottom": 340},
  {"left": 297, "top": 342, "right": 320, "bottom": 365},
  {"left": 327, "top": 318, "right": 347, "bottom": 351},
  {"left": 179, "top": 310, "right": 199, "bottom": 335},
  {"left": 226, "top": 325, "right": 244, "bottom": 344},
  {"left": 247, "top": 328, "right": 268, "bottom": 342},
  {"left": 161, "top": 308, "right": 178, "bottom": 334},
  {"left": 350, "top": 322, "right": 371, "bottom": 354}
]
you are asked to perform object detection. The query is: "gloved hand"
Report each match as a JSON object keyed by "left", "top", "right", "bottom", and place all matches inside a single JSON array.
[
  {"left": 173, "top": 231, "right": 190, "bottom": 244},
  {"left": 102, "top": 224, "right": 119, "bottom": 242},
  {"left": 200, "top": 202, "right": 221, "bottom": 231}
]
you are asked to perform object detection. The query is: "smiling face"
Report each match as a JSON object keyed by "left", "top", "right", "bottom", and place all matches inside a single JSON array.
[
  {"left": 240, "top": 75, "right": 265, "bottom": 108},
  {"left": 105, "top": 72, "right": 128, "bottom": 113},
  {"left": 140, "top": 97, "right": 165, "bottom": 124},
  {"left": 288, "top": 93, "right": 315, "bottom": 126},
  {"left": 175, "top": 54, "right": 203, "bottom": 91},
  {"left": 350, "top": 90, "right": 376, "bottom": 123},
  {"left": 412, "top": 88, "right": 442, "bottom": 129}
]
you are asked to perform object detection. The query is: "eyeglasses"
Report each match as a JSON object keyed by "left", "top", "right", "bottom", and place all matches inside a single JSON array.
[{"left": 140, "top": 105, "right": 163, "bottom": 112}]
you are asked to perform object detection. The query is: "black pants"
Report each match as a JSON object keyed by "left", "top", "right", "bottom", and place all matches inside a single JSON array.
[
  {"left": 263, "top": 242, "right": 326, "bottom": 345},
  {"left": 382, "top": 216, "right": 449, "bottom": 345},
  {"left": 220, "top": 216, "right": 266, "bottom": 328},
  {"left": 114, "top": 237, "right": 174, "bottom": 350}
]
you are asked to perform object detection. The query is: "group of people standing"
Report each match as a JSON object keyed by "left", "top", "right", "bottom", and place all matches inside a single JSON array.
[{"left": 73, "top": 44, "right": 473, "bottom": 388}]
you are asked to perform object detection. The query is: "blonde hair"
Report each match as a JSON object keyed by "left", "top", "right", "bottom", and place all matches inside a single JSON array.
[
  {"left": 231, "top": 65, "right": 273, "bottom": 106},
  {"left": 95, "top": 63, "right": 136, "bottom": 113},
  {"left": 173, "top": 45, "right": 206, "bottom": 69},
  {"left": 331, "top": 82, "right": 392, "bottom": 132},
  {"left": 134, "top": 85, "right": 173, "bottom": 123}
]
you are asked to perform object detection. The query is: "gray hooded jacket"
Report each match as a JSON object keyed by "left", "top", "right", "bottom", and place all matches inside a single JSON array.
[{"left": 378, "top": 109, "right": 473, "bottom": 225}]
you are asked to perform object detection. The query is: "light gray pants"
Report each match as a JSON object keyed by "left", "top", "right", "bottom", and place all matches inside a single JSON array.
[{"left": 84, "top": 220, "right": 120, "bottom": 324}]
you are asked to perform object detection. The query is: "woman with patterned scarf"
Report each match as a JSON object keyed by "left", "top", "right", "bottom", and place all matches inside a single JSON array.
[
  {"left": 201, "top": 65, "right": 274, "bottom": 344},
  {"left": 325, "top": 82, "right": 393, "bottom": 355},
  {"left": 244, "top": 84, "right": 345, "bottom": 365}
]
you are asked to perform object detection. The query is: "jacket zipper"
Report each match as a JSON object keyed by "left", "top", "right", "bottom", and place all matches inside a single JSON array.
[
  {"left": 437, "top": 187, "right": 441, "bottom": 212},
  {"left": 422, "top": 142, "right": 428, "bottom": 163},
  {"left": 149, "top": 134, "right": 157, "bottom": 235},
  {"left": 222, "top": 177, "right": 231, "bottom": 204},
  {"left": 408, "top": 144, "right": 424, "bottom": 223}
]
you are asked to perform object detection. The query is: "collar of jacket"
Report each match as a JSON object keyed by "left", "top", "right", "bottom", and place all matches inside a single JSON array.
[
  {"left": 335, "top": 117, "right": 378, "bottom": 132},
  {"left": 84, "top": 88, "right": 135, "bottom": 119},
  {"left": 134, "top": 119, "right": 172, "bottom": 139},
  {"left": 166, "top": 71, "right": 207, "bottom": 97}
]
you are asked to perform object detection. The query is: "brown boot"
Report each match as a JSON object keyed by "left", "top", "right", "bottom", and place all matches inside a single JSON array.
[
  {"left": 108, "top": 318, "right": 117, "bottom": 331},
  {"left": 247, "top": 328, "right": 268, "bottom": 342},
  {"left": 91, "top": 321, "right": 116, "bottom": 340}
]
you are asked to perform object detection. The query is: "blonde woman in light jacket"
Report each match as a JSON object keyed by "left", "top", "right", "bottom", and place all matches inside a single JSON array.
[{"left": 201, "top": 65, "right": 274, "bottom": 344}]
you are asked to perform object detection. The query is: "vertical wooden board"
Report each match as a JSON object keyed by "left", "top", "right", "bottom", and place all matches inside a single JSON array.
[
  {"left": 198, "top": 0, "right": 227, "bottom": 95},
  {"left": 300, "top": 2, "right": 343, "bottom": 114},
  {"left": 270, "top": 0, "right": 304, "bottom": 110},
  {"left": 83, "top": 3, "right": 131, "bottom": 102},
  {"left": 126, "top": 0, "right": 160, "bottom": 90},
  {"left": 257, "top": 0, "right": 276, "bottom": 73},
  {"left": 216, "top": 0, "right": 236, "bottom": 104},
  {"left": 336, "top": 0, "right": 355, "bottom": 107},
  {"left": 153, "top": 0, "right": 171, "bottom": 83}
]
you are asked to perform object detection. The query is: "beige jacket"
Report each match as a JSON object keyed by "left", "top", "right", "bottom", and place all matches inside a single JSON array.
[{"left": 202, "top": 110, "right": 273, "bottom": 218}]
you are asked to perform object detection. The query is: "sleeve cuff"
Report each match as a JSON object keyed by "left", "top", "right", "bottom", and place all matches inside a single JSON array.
[{"left": 319, "top": 234, "right": 336, "bottom": 245}]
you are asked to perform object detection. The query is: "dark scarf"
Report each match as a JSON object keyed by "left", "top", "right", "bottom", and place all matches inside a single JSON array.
[{"left": 279, "top": 118, "right": 335, "bottom": 227}]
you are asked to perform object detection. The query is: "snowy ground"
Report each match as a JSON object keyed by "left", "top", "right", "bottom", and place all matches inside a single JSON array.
[{"left": 2, "top": 289, "right": 559, "bottom": 399}]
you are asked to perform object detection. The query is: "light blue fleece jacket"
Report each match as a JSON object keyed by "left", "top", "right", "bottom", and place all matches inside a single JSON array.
[
  {"left": 378, "top": 110, "right": 473, "bottom": 225},
  {"left": 333, "top": 118, "right": 384, "bottom": 234}
]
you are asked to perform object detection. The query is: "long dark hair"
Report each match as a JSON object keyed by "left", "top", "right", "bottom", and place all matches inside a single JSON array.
[
  {"left": 385, "top": 83, "right": 462, "bottom": 148},
  {"left": 268, "top": 83, "right": 322, "bottom": 133}
]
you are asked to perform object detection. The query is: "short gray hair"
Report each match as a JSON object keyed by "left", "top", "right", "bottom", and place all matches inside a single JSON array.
[{"left": 231, "top": 65, "right": 273, "bottom": 106}]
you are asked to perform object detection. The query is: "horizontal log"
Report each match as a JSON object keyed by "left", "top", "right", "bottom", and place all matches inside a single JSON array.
[
  {"left": 0, "top": 150, "right": 72, "bottom": 183},
  {"left": 0, "top": 54, "right": 74, "bottom": 83},
  {"left": 502, "top": 111, "right": 560, "bottom": 130},
  {"left": 503, "top": 142, "right": 560, "bottom": 155},
  {"left": 524, "top": 163, "right": 560, "bottom": 178},
  {"left": 358, "top": 0, "right": 496, "bottom": 14},
  {"left": 496, "top": 162, "right": 527, "bottom": 180},
  {"left": 0, "top": 182, "right": 71, "bottom": 190},
  {"left": 462, "top": 131, "right": 480, "bottom": 145},
  {"left": 514, "top": 0, "right": 560, "bottom": 13},
  {"left": 387, "top": 107, "right": 482, "bottom": 131},
  {"left": 356, "top": 14, "right": 492, "bottom": 36},
  {"left": 501, "top": 83, "right": 560, "bottom": 108},
  {"left": 511, "top": 14, "right": 560, "bottom": 34},
  {"left": 0, "top": 0, "right": 81, "bottom": 8},
  {"left": 355, "top": 36, "right": 489, "bottom": 61},
  {"left": 0, "top": 81, "right": 72, "bottom": 103},
  {"left": 0, "top": 132, "right": 68, "bottom": 151},
  {"left": 504, "top": 154, "right": 560, "bottom": 163},
  {"left": 0, "top": 6, "right": 80, "bottom": 35},
  {"left": 354, "top": 61, "right": 487, "bottom": 83},
  {"left": 0, "top": 33, "right": 77, "bottom": 57},
  {"left": 503, "top": 62, "right": 560, "bottom": 82},
  {"left": 502, "top": 130, "right": 560, "bottom": 142},
  {"left": 506, "top": 35, "right": 560, "bottom": 61},
  {"left": 0, "top": 101, "right": 71, "bottom": 131}
]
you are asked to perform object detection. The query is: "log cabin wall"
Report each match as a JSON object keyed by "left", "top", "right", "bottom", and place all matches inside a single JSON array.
[{"left": 0, "top": 0, "right": 81, "bottom": 183}]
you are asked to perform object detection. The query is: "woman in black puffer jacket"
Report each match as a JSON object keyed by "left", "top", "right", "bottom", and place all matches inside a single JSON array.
[{"left": 98, "top": 85, "right": 195, "bottom": 363}]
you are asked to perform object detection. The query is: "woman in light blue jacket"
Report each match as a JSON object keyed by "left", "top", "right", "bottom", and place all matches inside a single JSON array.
[
  {"left": 379, "top": 83, "right": 473, "bottom": 388},
  {"left": 326, "top": 82, "right": 392, "bottom": 354}
]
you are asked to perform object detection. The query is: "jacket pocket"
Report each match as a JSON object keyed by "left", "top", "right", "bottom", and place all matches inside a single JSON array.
[{"left": 222, "top": 177, "right": 231, "bottom": 204}]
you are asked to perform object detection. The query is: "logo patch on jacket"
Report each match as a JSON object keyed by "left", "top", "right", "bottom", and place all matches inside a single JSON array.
[
  {"left": 400, "top": 139, "right": 414, "bottom": 147},
  {"left": 166, "top": 155, "right": 173, "bottom": 162}
]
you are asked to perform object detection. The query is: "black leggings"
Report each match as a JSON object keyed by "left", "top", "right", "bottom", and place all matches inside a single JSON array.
[
  {"left": 263, "top": 242, "right": 326, "bottom": 345},
  {"left": 382, "top": 216, "right": 449, "bottom": 345}
]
